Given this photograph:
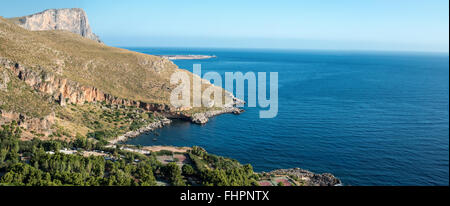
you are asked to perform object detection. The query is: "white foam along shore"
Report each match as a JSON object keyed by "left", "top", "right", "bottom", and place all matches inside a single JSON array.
[{"left": 157, "top": 55, "right": 217, "bottom": 60}]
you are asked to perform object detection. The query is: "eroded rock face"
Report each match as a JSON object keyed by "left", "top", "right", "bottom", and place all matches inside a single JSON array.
[
  {"left": 12, "top": 8, "right": 101, "bottom": 43},
  {"left": 0, "top": 110, "right": 55, "bottom": 136},
  {"left": 0, "top": 58, "right": 171, "bottom": 113}
]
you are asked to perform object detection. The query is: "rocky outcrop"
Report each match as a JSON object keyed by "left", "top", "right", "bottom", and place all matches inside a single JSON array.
[
  {"left": 0, "top": 58, "right": 172, "bottom": 112},
  {"left": 191, "top": 107, "right": 244, "bottom": 124},
  {"left": 265, "top": 168, "right": 342, "bottom": 186},
  {"left": 10, "top": 8, "right": 101, "bottom": 43},
  {"left": 188, "top": 90, "right": 245, "bottom": 124},
  {"left": 0, "top": 109, "right": 55, "bottom": 136}
]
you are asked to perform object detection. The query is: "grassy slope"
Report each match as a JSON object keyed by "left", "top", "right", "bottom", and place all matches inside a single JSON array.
[{"left": 0, "top": 16, "right": 180, "bottom": 104}]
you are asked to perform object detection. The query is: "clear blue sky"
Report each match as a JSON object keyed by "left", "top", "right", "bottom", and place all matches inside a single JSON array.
[{"left": 1, "top": 0, "right": 448, "bottom": 52}]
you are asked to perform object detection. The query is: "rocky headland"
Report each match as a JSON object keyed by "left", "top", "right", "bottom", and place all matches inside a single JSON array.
[{"left": 9, "top": 8, "right": 102, "bottom": 42}]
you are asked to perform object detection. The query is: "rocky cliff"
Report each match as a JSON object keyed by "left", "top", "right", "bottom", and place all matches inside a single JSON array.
[
  {"left": 0, "top": 57, "right": 173, "bottom": 112},
  {"left": 0, "top": 110, "right": 55, "bottom": 138},
  {"left": 9, "top": 8, "right": 101, "bottom": 43},
  {"left": 0, "top": 57, "right": 243, "bottom": 122}
]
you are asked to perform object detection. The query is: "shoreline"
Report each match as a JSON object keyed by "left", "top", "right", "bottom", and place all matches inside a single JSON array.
[
  {"left": 108, "top": 95, "right": 246, "bottom": 144},
  {"left": 107, "top": 106, "right": 244, "bottom": 145},
  {"left": 107, "top": 117, "right": 172, "bottom": 145},
  {"left": 262, "top": 168, "right": 342, "bottom": 186},
  {"left": 109, "top": 144, "right": 342, "bottom": 186},
  {"left": 117, "top": 145, "right": 192, "bottom": 155}
]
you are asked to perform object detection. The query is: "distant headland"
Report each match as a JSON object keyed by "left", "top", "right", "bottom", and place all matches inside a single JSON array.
[{"left": 157, "top": 55, "right": 217, "bottom": 60}]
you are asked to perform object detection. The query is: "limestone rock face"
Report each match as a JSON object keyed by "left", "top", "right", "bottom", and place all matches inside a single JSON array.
[
  {"left": 11, "top": 8, "right": 101, "bottom": 42},
  {"left": 0, "top": 58, "right": 171, "bottom": 112}
]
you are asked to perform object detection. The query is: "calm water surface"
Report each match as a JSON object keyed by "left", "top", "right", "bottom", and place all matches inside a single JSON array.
[{"left": 125, "top": 48, "right": 449, "bottom": 186}]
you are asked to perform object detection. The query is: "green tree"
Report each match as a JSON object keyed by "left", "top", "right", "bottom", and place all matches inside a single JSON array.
[
  {"left": 162, "top": 163, "right": 185, "bottom": 186},
  {"left": 182, "top": 164, "right": 195, "bottom": 176}
]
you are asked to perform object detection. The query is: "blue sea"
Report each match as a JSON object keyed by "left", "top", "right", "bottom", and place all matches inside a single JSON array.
[{"left": 125, "top": 47, "right": 449, "bottom": 186}]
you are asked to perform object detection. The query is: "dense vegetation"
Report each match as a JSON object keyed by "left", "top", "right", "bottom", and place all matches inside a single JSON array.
[
  {"left": 188, "top": 146, "right": 259, "bottom": 186},
  {"left": 0, "top": 122, "right": 260, "bottom": 186},
  {"left": 0, "top": 122, "right": 160, "bottom": 186}
]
